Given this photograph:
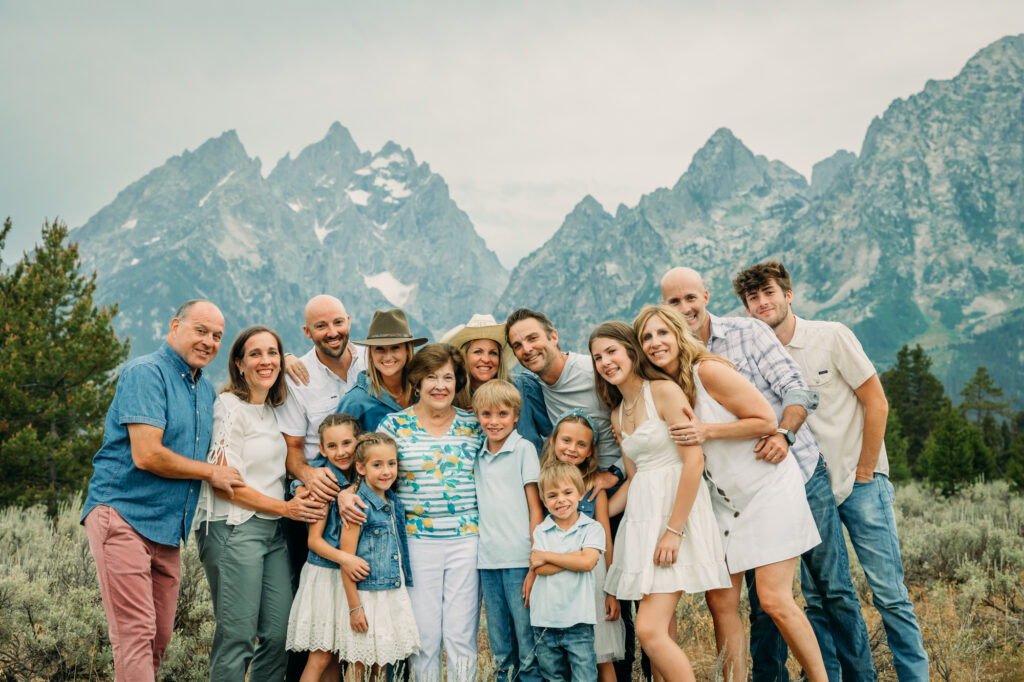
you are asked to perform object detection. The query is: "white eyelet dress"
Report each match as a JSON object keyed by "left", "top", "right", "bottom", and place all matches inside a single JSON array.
[
  {"left": 605, "top": 381, "right": 731, "bottom": 600},
  {"left": 692, "top": 363, "right": 821, "bottom": 573}
]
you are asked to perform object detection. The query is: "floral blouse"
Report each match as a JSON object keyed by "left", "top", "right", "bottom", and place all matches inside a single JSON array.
[{"left": 378, "top": 406, "right": 484, "bottom": 539}]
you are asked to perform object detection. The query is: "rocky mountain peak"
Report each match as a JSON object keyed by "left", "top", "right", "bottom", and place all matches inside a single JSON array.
[
  {"left": 810, "top": 150, "right": 856, "bottom": 198},
  {"left": 675, "top": 128, "right": 773, "bottom": 208}
]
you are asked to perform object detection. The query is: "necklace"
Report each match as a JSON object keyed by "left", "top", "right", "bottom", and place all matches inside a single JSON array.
[{"left": 621, "top": 390, "right": 642, "bottom": 415}]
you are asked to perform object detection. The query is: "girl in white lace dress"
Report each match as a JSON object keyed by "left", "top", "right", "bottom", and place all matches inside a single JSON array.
[{"left": 591, "top": 322, "right": 730, "bottom": 682}]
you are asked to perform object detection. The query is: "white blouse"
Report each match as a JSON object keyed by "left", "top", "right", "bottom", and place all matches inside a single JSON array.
[{"left": 194, "top": 392, "right": 288, "bottom": 526}]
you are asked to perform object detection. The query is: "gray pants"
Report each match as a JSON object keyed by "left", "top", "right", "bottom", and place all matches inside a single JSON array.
[{"left": 197, "top": 517, "right": 292, "bottom": 682}]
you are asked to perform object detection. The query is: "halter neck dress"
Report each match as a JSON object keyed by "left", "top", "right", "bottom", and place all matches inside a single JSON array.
[
  {"left": 692, "top": 362, "right": 820, "bottom": 573},
  {"left": 604, "top": 381, "right": 731, "bottom": 600}
]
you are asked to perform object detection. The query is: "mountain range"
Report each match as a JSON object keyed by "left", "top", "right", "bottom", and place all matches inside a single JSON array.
[{"left": 72, "top": 35, "right": 1024, "bottom": 396}]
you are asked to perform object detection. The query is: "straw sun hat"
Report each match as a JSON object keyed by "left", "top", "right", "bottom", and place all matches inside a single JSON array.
[{"left": 440, "top": 313, "right": 517, "bottom": 369}]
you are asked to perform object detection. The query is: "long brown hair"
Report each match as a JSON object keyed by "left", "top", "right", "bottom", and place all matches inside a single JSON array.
[
  {"left": 631, "top": 305, "right": 731, "bottom": 407},
  {"left": 588, "top": 320, "right": 673, "bottom": 410},
  {"left": 223, "top": 325, "right": 287, "bottom": 407}
]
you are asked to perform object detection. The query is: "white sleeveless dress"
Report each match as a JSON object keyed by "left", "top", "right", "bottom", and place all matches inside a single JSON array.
[
  {"left": 605, "top": 381, "right": 731, "bottom": 600},
  {"left": 693, "top": 362, "right": 820, "bottom": 573}
]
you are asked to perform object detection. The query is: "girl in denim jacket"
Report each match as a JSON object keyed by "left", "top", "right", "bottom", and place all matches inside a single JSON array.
[{"left": 338, "top": 432, "right": 421, "bottom": 680}]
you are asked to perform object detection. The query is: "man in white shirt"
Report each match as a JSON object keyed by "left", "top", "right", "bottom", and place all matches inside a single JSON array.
[
  {"left": 660, "top": 267, "right": 874, "bottom": 681},
  {"left": 732, "top": 261, "right": 928, "bottom": 681}
]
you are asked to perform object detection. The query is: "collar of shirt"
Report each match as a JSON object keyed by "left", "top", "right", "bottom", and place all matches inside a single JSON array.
[
  {"left": 158, "top": 341, "right": 201, "bottom": 383},
  {"left": 357, "top": 480, "right": 390, "bottom": 510},
  {"left": 536, "top": 512, "right": 596, "bottom": 536},
  {"left": 785, "top": 316, "right": 807, "bottom": 349},
  {"left": 478, "top": 429, "right": 523, "bottom": 459}
]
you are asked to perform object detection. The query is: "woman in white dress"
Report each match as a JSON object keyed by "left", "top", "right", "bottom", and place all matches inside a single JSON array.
[
  {"left": 590, "top": 321, "right": 731, "bottom": 682},
  {"left": 633, "top": 305, "right": 826, "bottom": 682}
]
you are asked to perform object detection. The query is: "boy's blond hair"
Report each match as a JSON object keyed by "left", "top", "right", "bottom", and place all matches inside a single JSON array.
[
  {"left": 471, "top": 379, "right": 522, "bottom": 415},
  {"left": 537, "top": 462, "right": 586, "bottom": 498}
]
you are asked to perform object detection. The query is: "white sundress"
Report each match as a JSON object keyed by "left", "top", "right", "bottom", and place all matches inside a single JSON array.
[
  {"left": 605, "top": 381, "right": 731, "bottom": 600},
  {"left": 693, "top": 362, "right": 821, "bottom": 573}
]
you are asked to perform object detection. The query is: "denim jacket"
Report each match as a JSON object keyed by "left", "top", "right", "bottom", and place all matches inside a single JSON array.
[
  {"left": 336, "top": 371, "right": 402, "bottom": 433},
  {"left": 305, "top": 459, "right": 353, "bottom": 570},
  {"left": 354, "top": 481, "right": 414, "bottom": 591},
  {"left": 512, "top": 370, "right": 553, "bottom": 451}
]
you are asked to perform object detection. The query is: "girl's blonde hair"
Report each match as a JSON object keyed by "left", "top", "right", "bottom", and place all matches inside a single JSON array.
[
  {"left": 631, "top": 304, "right": 732, "bottom": 407},
  {"left": 540, "top": 412, "right": 598, "bottom": 490},
  {"left": 366, "top": 341, "right": 415, "bottom": 406},
  {"left": 352, "top": 432, "right": 399, "bottom": 490}
]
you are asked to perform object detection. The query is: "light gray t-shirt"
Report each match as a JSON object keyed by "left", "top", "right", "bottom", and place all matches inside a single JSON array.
[{"left": 540, "top": 352, "right": 621, "bottom": 470}]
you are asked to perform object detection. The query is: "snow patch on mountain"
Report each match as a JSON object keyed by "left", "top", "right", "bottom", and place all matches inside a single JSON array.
[{"left": 364, "top": 272, "right": 415, "bottom": 307}]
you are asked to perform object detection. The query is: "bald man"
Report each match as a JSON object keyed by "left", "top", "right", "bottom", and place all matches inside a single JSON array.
[{"left": 659, "top": 268, "right": 875, "bottom": 682}]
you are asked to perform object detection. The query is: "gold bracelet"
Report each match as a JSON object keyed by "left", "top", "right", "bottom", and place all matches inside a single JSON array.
[{"left": 665, "top": 524, "right": 684, "bottom": 537}]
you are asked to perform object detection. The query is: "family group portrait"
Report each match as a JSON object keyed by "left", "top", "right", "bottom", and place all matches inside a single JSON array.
[{"left": 2, "top": 2, "right": 1024, "bottom": 681}]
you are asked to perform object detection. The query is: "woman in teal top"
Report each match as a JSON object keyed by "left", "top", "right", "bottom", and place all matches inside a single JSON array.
[{"left": 377, "top": 343, "right": 484, "bottom": 682}]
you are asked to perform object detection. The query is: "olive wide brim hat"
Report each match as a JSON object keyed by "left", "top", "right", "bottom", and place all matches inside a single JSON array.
[{"left": 353, "top": 308, "right": 429, "bottom": 347}]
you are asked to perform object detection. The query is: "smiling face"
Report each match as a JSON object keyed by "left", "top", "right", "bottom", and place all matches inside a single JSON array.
[
  {"left": 660, "top": 268, "right": 710, "bottom": 336},
  {"left": 477, "top": 402, "right": 517, "bottom": 446},
  {"left": 417, "top": 360, "right": 457, "bottom": 411},
  {"left": 303, "top": 296, "right": 350, "bottom": 360},
  {"left": 542, "top": 477, "right": 583, "bottom": 521},
  {"left": 235, "top": 331, "right": 281, "bottom": 401},
  {"left": 553, "top": 421, "right": 594, "bottom": 467},
  {"left": 640, "top": 313, "right": 682, "bottom": 376},
  {"left": 167, "top": 301, "right": 225, "bottom": 370},
  {"left": 371, "top": 343, "right": 409, "bottom": 379},
  {"left": 743, "top": 279, "right": 794, "bottom": 329},
  {"left": 507, "top": 318, "right": 560, "bottom": 376},
  {"left": 464, "top": 338, "right": 501, "bottom": 386},
  {"left": 590, "top": 336, "right": 636, "bottom": 387},
  {"left": 356, "top": 443, "right": 399, "bottom": 495},
  {"left": 319, "top": 423, "right": 358, "bottom": 471}
]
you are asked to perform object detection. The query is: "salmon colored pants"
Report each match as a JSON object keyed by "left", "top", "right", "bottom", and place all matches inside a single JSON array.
[{"left": 84, "top": 505, "right": 181, "bottom": 682}]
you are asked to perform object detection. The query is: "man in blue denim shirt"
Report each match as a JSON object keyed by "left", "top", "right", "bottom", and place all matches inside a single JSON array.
[
  {"left": 81, "top": 300, "right": 243, "bottom": 682},
  {"left": 662, "top": 267, "right": 876, "bottom": 682}
]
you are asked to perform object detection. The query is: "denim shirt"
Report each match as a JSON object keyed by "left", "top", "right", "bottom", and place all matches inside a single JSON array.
[
  {"left": 81, "top": 342, "right": 216, "bottom": 547},
  {"left": 305, "top": 459, "right": 353, "bottom": 570},
  {"left": 354, "top": 481, "right": 414, "bottom": 591},
  {"left": 543, "top": 486, "right": 596, "bottom": 520},
  {"left": 336, "top": 371, "right": 402, "bottom": 433},
  {"left": 512, "top": 370, "right": 553, "bottom": 451}
]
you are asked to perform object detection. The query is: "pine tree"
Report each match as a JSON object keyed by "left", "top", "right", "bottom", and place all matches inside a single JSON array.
[
  {"left": 1006, "top": 435, "right": 1024, "bottom": 495},
  {"left": 880, "top": 345, "right": 948, "bottom": 472},
  {"left": 919, "top": 404, "right": 992, "bottom": 496},
  {"left": 959, "top": 366, "right": 1011, "bottom": 424},
  {"left": 0, "top": 218, "right": 130, "bottom": 511}
]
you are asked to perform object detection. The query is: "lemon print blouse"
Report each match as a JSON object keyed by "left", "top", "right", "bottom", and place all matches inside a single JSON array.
[{"left": 378, "top": 407, "right": 484, "bottom": 539}]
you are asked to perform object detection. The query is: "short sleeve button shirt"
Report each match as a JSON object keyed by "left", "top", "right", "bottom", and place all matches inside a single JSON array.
[
  {"left": 81, "top": 342, "right": 216, "bottom": 546},
  {"left": 529, "top": 513, "right": 606, "bottom": 628}
]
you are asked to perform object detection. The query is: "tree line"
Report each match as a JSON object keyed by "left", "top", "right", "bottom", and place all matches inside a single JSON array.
[{"left": 1, "top": 218, "right": 1021, "bottom": 512}]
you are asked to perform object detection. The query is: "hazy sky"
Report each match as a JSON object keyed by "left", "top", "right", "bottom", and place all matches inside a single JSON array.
[{"left": 2, "top": 1, "right": 1021, "bottom": 268}]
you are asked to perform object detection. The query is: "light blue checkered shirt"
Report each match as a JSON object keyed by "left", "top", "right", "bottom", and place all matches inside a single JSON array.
[{"left": 706, "top": 313, "right": 821, "bottom": 483}]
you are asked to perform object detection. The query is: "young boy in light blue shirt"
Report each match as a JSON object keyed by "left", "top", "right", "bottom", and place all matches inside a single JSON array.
[
  {"left": 529, "top": 461, "right": 605, "bottom": 682},
  {"left": 474, "top": 380, "right": 545, "bottom": 682}
]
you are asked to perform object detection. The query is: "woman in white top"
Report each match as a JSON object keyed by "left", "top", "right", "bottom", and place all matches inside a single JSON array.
[
  {"left": 194, "top": 325, "right": 323, "bottom": 682},
  {"left": 633, "top": 305, "right": 825, "bottom": 682}
]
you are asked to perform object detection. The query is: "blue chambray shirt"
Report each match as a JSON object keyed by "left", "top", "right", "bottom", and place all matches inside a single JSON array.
[
  {"left": 706, "top": 312, "right": 821, "bottom": 483},
  {"left": 81, "top": 342, "right": 216, "bottom": 547}
]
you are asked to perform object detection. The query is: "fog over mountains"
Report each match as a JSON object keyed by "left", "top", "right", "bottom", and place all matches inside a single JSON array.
[{"left": 74, "top": 35, "right": 1024, "bottom": 394}]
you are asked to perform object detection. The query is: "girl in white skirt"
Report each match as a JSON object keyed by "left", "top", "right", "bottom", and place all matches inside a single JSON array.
[
  {"left": 286, "top": 414, "right": 364, "bottom": 681},
  {"left": 338, "top": 432, "right": 420, "bottom": 680},
  {"left": 540, "top": 409, "right": 626, "bottom": 681}
]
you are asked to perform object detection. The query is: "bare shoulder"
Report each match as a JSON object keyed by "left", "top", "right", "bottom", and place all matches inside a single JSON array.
[
  {"left": 649, "top": 378, "right": 684, "bottom": 401},
  {"left": 697, "top": 358, "right": 734, "bottom": 383}
]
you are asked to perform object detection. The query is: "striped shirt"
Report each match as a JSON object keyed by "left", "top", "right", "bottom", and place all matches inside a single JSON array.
[
  {"left": 378, "top": 407, "right": 485, "bottom": 539},
  {"left": 706, "top": 312, "right": 821, "bottom": 483}
]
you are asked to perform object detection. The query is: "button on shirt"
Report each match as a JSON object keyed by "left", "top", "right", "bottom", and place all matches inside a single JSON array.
[
  {"left": 475, "top": 430, "right": 540, "bottom": 569},
  {"left": 706, "top": 313, "right": 821, "bottom": 483},
  {"left": 81, "top": 342, "right": 216, "bottom": 546},
  {"left": 529, "top": 514, "right": 605, "bottom": 628},
  {"left": 784, "top": 317, "right": 889, "bottom": 505},
  {"left": 276, "top": 345, "right": 367, "bottom": 463}
]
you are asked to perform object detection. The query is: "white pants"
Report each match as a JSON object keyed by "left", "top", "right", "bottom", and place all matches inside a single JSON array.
[{"left": 406, "top": 535, "right": 480, "bottom": 682}]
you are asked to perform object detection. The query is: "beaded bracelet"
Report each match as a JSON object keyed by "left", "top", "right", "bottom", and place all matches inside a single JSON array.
[
  {"left": 349, "top": 604, "right": 364, "bottom": 614},
  {"left": 665, "top": 524, "right": 684, "bottom": 537}
]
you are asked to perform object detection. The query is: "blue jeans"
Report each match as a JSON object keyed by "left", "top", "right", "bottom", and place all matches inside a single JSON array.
[
  {"left": 747, "top": 457, "right": 876, "bottom": 681},
  {"left": 480, "top": 568, "right": 542, "bottom": 682},
  {"left": 533, "top": 623, "right": 597, "bottom": 682},
  {"left": 839, "top": 474, "right": 928, "bottom": 681}
]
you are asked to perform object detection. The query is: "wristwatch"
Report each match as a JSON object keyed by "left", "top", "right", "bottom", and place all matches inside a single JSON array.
[{"left": 776, "top": 428, "right": 796, "bottom": 446}]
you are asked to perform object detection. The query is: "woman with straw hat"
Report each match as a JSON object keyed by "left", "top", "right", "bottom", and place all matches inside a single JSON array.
[
  {"left": 440, "top": 313, "right": 551, "bottom": 450},
  {"left": 336, "top": 309, "right": 428, "bottom": 432}
]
